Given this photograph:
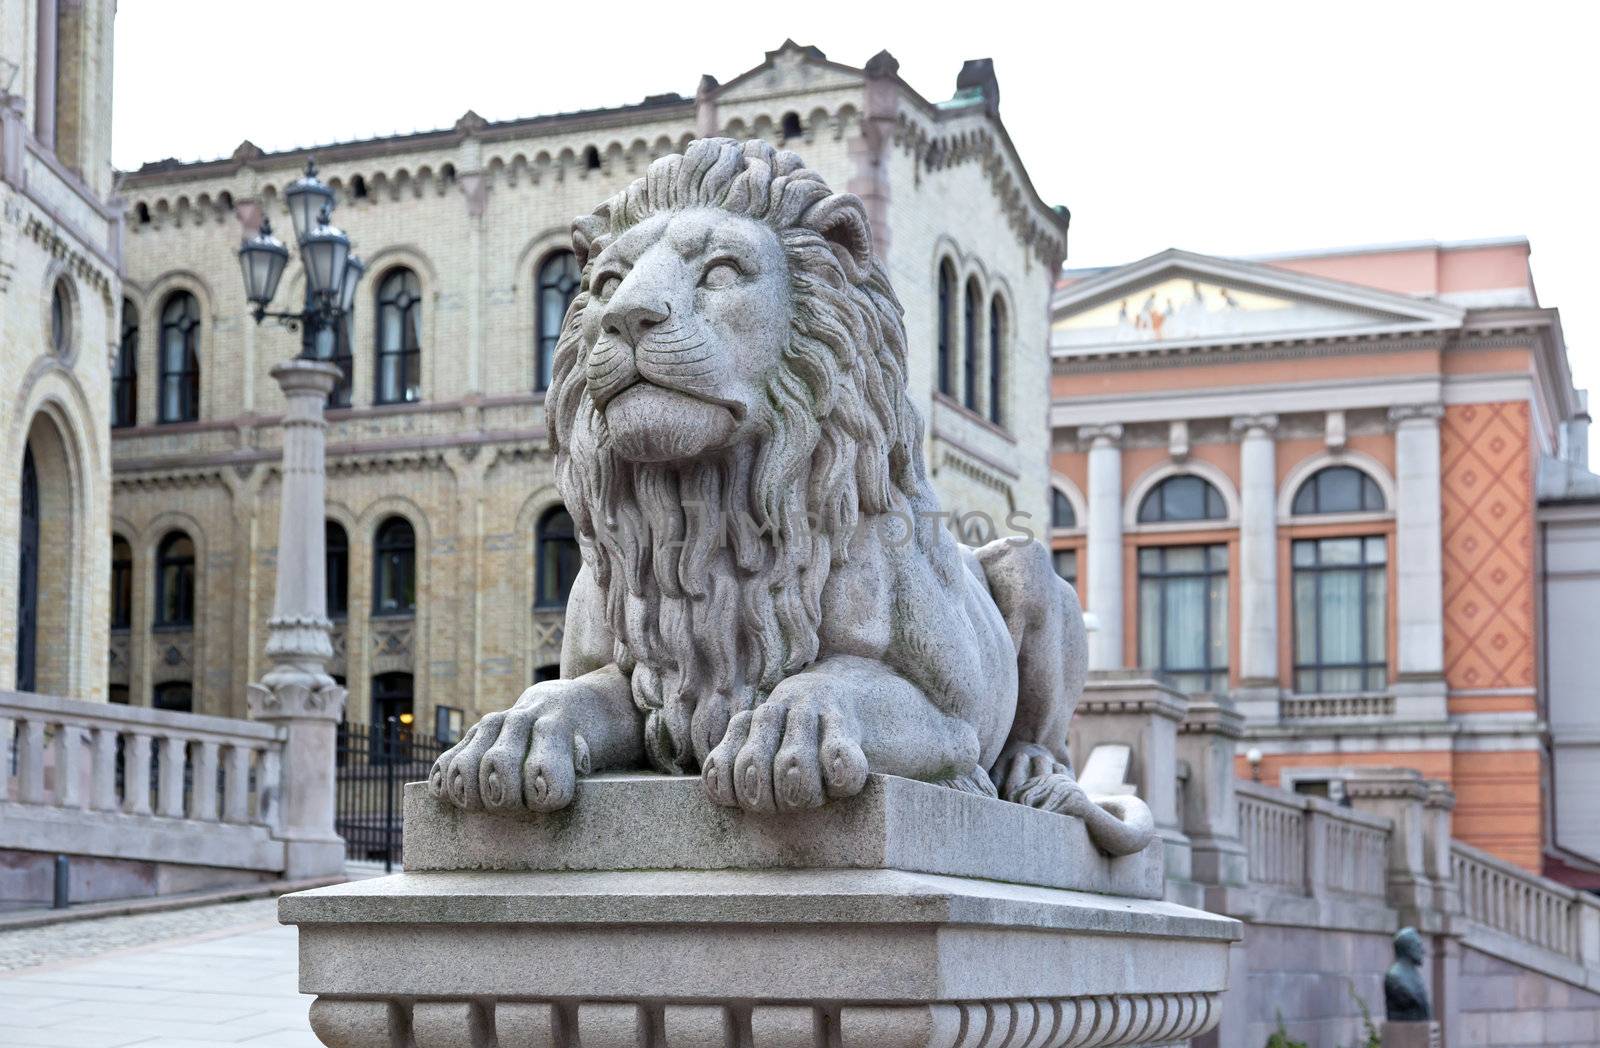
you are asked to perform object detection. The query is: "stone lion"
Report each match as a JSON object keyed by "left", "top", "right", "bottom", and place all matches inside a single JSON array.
[{"left": 429, "top": 138, "right": 1152, "bottom": 855}]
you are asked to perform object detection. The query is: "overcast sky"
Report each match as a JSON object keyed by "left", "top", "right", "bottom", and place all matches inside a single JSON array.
[{"left": 115, "top": 1, "right": 1598, "bottom": 432}]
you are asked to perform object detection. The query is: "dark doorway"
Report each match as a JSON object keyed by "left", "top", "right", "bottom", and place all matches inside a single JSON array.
[{"left": 16, "top": 446, "right": 38, "bottom": 692}]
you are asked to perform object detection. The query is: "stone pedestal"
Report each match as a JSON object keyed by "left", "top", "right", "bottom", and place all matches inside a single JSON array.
[
  {"left": 1381, "top": 1020, "right": 1441, "bottom": 1048},
  {"left": 280, "top": 774, "right": 1240, "bottom": 1047}
]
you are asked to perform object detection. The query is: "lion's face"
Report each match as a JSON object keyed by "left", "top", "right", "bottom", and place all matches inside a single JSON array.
[{"left": 577, "top": 208, "right": 791, "bottom": 463}]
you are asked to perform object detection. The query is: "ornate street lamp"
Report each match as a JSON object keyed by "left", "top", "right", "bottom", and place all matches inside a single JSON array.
[{"left": 236, "top": 155, "right": 359, "bottom": 880}]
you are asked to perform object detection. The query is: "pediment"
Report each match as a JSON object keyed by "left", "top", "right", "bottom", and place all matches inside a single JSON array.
[
  {"left": 1051, "top": 249, "right": 1464, "bottom": 353},
  {"left": 714, "top": 41, "right": 864, "bottom": 103}
]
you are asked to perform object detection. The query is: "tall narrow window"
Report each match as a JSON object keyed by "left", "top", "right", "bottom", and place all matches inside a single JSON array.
[
  {"left": 326, "top": 521, "right": 349, "bottom": 619},
  {"left": 154, "top": 531, "right": 195, "bottom": 627},
  {"left": 988, "top": 296, "right": 1005, "bottom": 425},
  {"left": 937, "top": 260, "right": 955, "bottom": 397},
  {"left": 158, "top": 292, "right": 201, "bottom": 423},
  {"left": 372, "top": 516, "right": 416, "bottom": 616},
  {"left": 111, "top": 535, "right": 133, "bottom": 629},
  {"left": 536, "top": 506, "right": 580, "bottom": 608},
  {"left": 780, "top": 111, "right": 802, "bottom": 142},
  {"left": 535, "top": 251, "right": 581, "bottom": 392},
  {"left": 1052, "top": 549, "right": 1078, "bottom": 588},
  {"left": 114, "top": 299, "right": 138, "bottom": 428},
  {"left": 375, "top": 268, "right": 422, "bottom": 405},
  {"left": 963, "top": 279, "right": 980, "bottom": 412},
  {"left": 1292, "top": 536, "right": 1388, "bottom": 693},
  {"left": 16, "top": 446, "right": 38, "bottom": 693},
  {"left": 50, "top": 281, "right": 70, "bottom": 354},
  {"left": 371, "top": 671, "right": 416, "bottom": 761},
  {"left": 1138, "top": 545, "right": 1229, "bottom": 694}
]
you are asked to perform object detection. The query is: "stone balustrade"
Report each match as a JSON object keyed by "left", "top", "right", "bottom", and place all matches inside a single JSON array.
[
  {"left": 1453, "top": 838, "right": 1600, "bottom": 972},
  {"left": 0, "top": 689, "right": 296, "bottom": 894},
  {"left": 1234, "top": 779, "right": 1391, "bottom": 903}
]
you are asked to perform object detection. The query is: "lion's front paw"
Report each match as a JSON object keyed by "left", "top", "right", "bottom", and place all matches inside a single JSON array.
[
  {"left": 701, "top": 690, "right": 867, "bottom": 813},
  {"left": 427, "top": 702, "right": 591, "bottom": 814}
]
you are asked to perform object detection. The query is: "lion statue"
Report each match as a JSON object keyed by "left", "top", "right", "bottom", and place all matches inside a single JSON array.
[{"left": 429, "top": 138, "right": 1153, "bottom": 855}]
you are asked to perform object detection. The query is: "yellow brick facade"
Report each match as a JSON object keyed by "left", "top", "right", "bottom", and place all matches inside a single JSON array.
[{"left": 111, "top": 44, "right": 1068, "bottom": 726}]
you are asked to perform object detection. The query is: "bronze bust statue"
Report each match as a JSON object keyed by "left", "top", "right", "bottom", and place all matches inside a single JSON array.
[{"left": 1384, "top": 926, "right": 1431, "bottom": 1021}]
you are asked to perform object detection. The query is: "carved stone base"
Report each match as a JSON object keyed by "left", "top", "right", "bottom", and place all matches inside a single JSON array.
[
  {"left": 1381, "top": 1020, "right": 1442, "bottom": 1048},
  {"left": 280, "top": 775, "right": 1240, "bottom": 1048}
]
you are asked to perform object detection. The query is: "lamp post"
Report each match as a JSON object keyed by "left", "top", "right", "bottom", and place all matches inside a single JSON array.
[{"left": 238, "top": 157, "right": 364, "bottom": 879}]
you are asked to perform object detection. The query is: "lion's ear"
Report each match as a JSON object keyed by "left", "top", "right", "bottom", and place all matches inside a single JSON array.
[
  {"left": 572, "top": 210, "right": 608, "bottom": 269},
  {"left": 811, "top": 195, "right": 874, "bottom": 274}
]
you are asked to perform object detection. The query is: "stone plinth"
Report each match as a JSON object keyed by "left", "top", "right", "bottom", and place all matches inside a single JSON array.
[
  {"left": 1381, "top": 1020, "right": 1441, "bottom": 1047},
  {"left": 281, "top": 774, "right": 1239, "bottom": 1048}
]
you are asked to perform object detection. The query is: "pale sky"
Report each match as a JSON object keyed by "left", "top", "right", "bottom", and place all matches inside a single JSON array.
[{"left": 114, "top": 1, "right": 1598, "bottom": 437}]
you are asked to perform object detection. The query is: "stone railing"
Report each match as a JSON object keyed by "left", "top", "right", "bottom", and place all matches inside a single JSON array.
[
  {"left": 1234, "top": 780, "right": 1391, "bottom": 902},
  {"left": 1453, "top": 838, "right": 1600, "bottom": 968},
  {"left": 0, "top": 690, "right": 290, "bottom": 876},
  {"left": 1278, "top": 693, "right": 1396, "bottom": 719}
]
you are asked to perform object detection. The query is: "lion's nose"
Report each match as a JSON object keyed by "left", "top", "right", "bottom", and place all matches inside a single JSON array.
[{"left": 603, "top": 301, "right": 669, "bottom": 346}]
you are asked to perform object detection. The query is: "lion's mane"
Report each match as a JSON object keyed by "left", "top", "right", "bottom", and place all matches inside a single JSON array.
[{"left": 546, "top": 138, "right": 938, "bottom": 773}]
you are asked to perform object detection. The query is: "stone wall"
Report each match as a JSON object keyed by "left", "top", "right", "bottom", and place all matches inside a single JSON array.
[{"left": 1458, "top": 945, "right": 1600, "bottom": 1046}]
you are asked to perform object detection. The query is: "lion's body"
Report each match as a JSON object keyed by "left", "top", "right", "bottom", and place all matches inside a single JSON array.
[{"left": 430, "top": 139, "right": 1153, "bottom": 855}]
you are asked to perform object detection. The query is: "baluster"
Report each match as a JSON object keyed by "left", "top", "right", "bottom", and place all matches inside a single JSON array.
[
  {"left": 17, "top": 718, "right": 46, "bottom": 803},
  {"left": 157, "top": 734, "right": 187, "bottom": 818},
  {"left": 223, "top": 744, "right": 251, "bottom": 823},
  {"left": 54, "top": 722, "right": 86, "bottom": 809},
  {"left": 90, "top": 726, "right": 119, "bottom": 811},
  {"left": 189, "top": 740, "right": 220, "bottom": 821},
  {"left": 258, "top": 746, "right": 283, "bottom": 829},
  {"left": 124, "top": 732, "right": 153, "bottom": 815},
  {"left": 0, "top": 714, "right": 14, "bottom": 801}
]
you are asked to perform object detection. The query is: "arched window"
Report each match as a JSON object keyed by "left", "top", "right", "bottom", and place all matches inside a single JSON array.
[
  {"left": 372, "top": 516, "right": 416, "bottom": 616},
  {"left": 305, "top": 285, "right": 353, "bottom": 408},
  {"left": 152, "top": 682, "right": 193, "bottom": 713},
  {"left": 536, "top": 506, "right": 580, "bottom": 609},
  {"left": 1292, "top": 466, "right": 1385, "bottom": 515},
  {"left": 50, "top": 280, "right": 70, "bottom": 354},
  {"left": 326, "top": 521, "right": 348, "bottom": 619},
  {"left": 963, "top": 278, "right": 981, "bottom": 412},
  {"left": 374, "top": 268, "right": 422, "bottom": 405},
  {"left": 158, "top": 292, "right": 201, "bottom": 423},
  {"left": 16, "top": 446, "right": 38, "bottom": 692},
  {"left": 535, "top": 251, "right": 581, "bottom": 392},
  {"left": 582, "top": 145, "right": 601, "bottom": 171},
  {"left": 1137, "top": 475, "right": 1227, "bottom": 524},
  {"left": 988, "top": 296, "right": 1006, "bottom": 425},
  {"left": 154, "top": 531, "right": 195, "bottom": 628},
  {"left": 351, "top": 174, "right": 368, "bottom": 199},
  {"left": 780, "top": 111, "right": 802, "bottom": 142},
  {"left": 111, "top": 535, "right": 133, "bottom": 629},
  {"left": 937, "top": 260, "right": 955, "bottom": 397},
  {"left": 1051, "top": 488, "right": 1076, "bottom": 530},
  {"left": 114, "top": 298, "right": 138, "bottom": 428}
]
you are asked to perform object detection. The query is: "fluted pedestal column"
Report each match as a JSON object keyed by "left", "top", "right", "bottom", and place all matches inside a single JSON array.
[{"left": 247, "top": 359, "right": 348, "bottom": 879}]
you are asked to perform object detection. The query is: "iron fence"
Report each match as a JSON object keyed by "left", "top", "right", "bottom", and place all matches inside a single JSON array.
[{"left": 335, "top": 718, "right": 451, "bottom": 870}]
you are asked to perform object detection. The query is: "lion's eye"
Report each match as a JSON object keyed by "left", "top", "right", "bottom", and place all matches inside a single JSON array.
[
  {"left": 700, "top": 261, "right": 740, "bottom": 289},
  {"left": 594, "top": 274, "right": 621, "bottom": 301}
]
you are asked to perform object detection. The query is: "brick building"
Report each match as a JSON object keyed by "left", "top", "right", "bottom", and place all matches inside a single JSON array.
[
  {"left": 109, "top": 43, "right": 1068, "bottom": 732},
  {"left": 1048, "top": 237, "right": 1594, "bottom": 876},
  {"left": 1, "top": 0, "right": 121, "bottom": 702}
]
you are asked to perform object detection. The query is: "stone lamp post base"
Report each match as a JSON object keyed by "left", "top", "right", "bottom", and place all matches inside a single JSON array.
[{"left": 280, "top": 774, "right": 1239, "bottom": 1048}]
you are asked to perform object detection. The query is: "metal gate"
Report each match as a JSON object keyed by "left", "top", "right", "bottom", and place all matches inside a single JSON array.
[{"left": 334, "top": 718, "right": 450, "bottom": 870}]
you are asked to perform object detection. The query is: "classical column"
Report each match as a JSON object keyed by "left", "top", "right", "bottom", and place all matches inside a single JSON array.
[
  {"left": 1082, "top": 424, "right": 1124, "bottom": 671},
  {"left": 1389, "top": 404, "right": 1447, "bottom": 717},
  {"left": 34, "top": 0, "right": 58, "bottom": 150},
  {"left": 1231, "top": 415, "right": 1278, "bottom": 693},
  {"left": 247, "top": 359, "right": 349, "bottom": 880}
]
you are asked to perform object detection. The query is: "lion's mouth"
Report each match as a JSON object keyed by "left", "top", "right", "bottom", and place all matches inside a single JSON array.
[{"left": 597, "top": 371, "right": 746, "bottom": 422}]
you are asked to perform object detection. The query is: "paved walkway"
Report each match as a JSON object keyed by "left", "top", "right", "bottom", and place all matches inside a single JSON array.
[{"left": 0, "top": 898, "right": 318, "bottom": 1048}]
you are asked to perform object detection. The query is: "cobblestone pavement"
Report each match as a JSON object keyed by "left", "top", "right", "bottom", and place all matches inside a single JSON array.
[{"left": 0, "top": 898, "right": 317, "bottom": 1047}]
